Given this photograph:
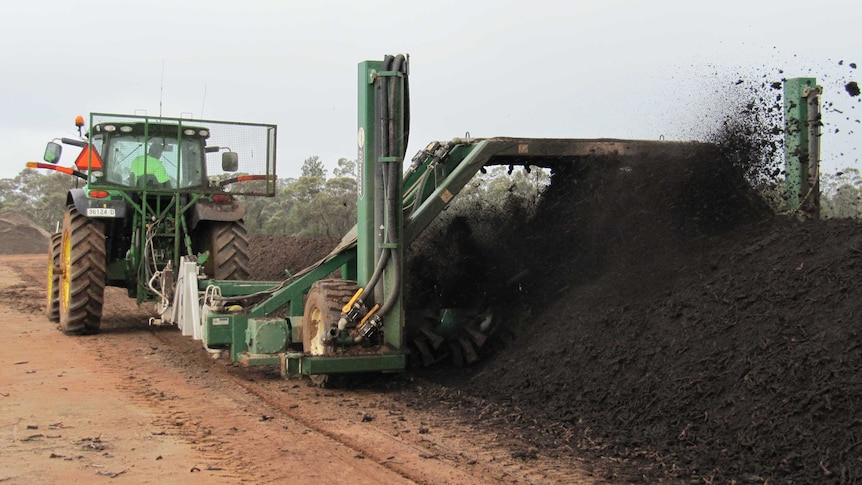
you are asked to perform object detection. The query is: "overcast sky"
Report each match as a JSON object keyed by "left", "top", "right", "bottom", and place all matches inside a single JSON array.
[{"left": 1, "top": 0, "right": 858, "bottom": 181}]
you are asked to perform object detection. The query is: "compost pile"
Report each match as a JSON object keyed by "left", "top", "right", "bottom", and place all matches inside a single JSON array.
[
  {"left": 408, "top": 147, "right": 862, "bottom": 483},
  {"left": 247, "top": 234, "right": 339, "bottom": 281},
  {"left": 0, "top": 211, "right": 50, "bottom": 255}
]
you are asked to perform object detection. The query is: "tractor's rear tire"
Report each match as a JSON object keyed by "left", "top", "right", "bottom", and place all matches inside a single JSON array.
[
  {"left": 195, "top": 221, "right": 250, "bottom": 280},
  {"left": 45, "top": 233, "right": 62, "bottom": 322},
  {"left": 58, "top": 206, "right": 106, "bottom": 335},
  {"left": 302, "top": 279, "right": 360, "bottom": 387}
]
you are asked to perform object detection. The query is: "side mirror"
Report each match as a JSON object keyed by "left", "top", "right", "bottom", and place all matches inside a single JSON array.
[
  {"left": 222, "top": 152, "right": 238, "bottom": 172},
  {"left": 44, "top": 142, "right": 62, "bottom": 164}
]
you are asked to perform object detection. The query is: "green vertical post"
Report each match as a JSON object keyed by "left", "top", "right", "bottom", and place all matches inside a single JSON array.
[
  {"left": 356, "top": 60, "right": 381, "bottom": 286},
  {"left": 355, "top": 56, "right": 407, "bottom": 351},
  {"left": 784, "top": 77, "right": 821, "bottom": 218}
]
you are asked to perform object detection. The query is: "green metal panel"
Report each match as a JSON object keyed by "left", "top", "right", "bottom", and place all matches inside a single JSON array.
[
  {"left": 287, "top": 316, "right": 303, "bottom": 344},
  {"left": 204, "top": 313, "right": 234, "bottom": 346},
  {"left": 228, "top": 314, "right": 249, "bottom": 361},
  {"left": 199, "top": 280, "right": 283, "bottom": 296},
  {"left": 283, "top": 353, "right": 406, "bottom": 377},
  {"left": 341, "top": 258, "right": 357, "bottom": 281},
  {"left": 246, "top": 318, "right": 288, "bottom": 354},
  {"left": 356, "top": 60, "right": 381, "bottom": 287},
  {"left": 784, "top": 77, "right": 820, "bottom": 216},
  {"left": 403, "top": 141, "right": 490, "bottom": 244}
]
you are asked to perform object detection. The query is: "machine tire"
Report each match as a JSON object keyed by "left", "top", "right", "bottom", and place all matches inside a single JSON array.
[
  {"left": 58, "top": 206, "right": 106, "bottom": 335},
  {"left": 303, "top": 279, "right": 359, "bottom": 355},
  {"left": 195, "top": 221, "right": 250, "bottom": 280},
  {"left": 303, "top": 279, "right": 360, "bottom": 386},
  {"left": 45, "top": 232, "right": 62, "bottom": 322}
]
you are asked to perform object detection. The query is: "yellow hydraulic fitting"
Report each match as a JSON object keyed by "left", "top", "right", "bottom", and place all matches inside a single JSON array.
[
  {"left": 356, "top": 305, "right": 382, "bottom": 340},
  {"left": 342, "top": 288, "right": 364, "bottom": 314}
]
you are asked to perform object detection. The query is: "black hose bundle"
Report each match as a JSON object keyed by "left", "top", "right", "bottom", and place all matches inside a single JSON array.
[{"left": 366, "top": 54, "right": 409, "bottom": 319}]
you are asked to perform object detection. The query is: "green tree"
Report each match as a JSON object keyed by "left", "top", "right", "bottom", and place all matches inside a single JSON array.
[
  {"left": 247, "top": 155, "right": 360, "bottom": 237},
  {"left": 318, "top": 175, "right": 358, "bottom": 237},
  {"left": 0, "top": 169, "right": 79, "bottom": 231},
  {"left": 240, "top": 176, "right": 293, "bottom": 233},
  {"left": 280, "top": 174, "right": 326, "bottom": 236},
  {"left": 301, "top": 156, "right": 327, "bottom": 179},
  {"left": 821, "top": 168, "right": 862, "bottom": 219},
  {"left": 333, "top": 158, "right": 357, "bottom": 178},
  {"left": 449, "top": 165, "right": 549, "bottom": 216}
]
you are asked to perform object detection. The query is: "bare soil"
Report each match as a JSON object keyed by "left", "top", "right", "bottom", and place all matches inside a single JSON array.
[{"left": 0, "top": 254, "right": 595, "bottom": 484}]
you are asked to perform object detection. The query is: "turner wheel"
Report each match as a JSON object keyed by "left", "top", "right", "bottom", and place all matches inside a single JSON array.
[
  {"left": 58, "top": 206, "right": 106, "bottom": 335},
  {"left": 407, "top": 311, "right": 495, "bottom": 367}
]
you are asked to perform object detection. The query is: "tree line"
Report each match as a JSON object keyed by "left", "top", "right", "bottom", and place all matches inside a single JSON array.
[
  {"left": 821, "top": 168, "right": 862, "bottom": 219},
  {"left": 2, "top": 159, "right": 861, "bottom": 237}
]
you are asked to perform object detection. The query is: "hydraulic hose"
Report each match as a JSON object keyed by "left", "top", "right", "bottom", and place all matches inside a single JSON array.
[
  {"left": 355, "top": 54, "right": 408, "bottom": 336},
  {"left": 376, "top": 54, "right": 407, "bottom": 317},
  {"left": 364, "top": 246, "right": 390, "bottom": 297},
  {"left": 392, "top": 55, "right": 404, "bottom": 160},
  {"left": 368, "top": 55, "right": 393, "bottom": 304},
  {"left": 392, "top": 54, "right": 410, "bottom": 154},
  {"left": 376, "top": 136, "right": 401, "bottom": 317}
]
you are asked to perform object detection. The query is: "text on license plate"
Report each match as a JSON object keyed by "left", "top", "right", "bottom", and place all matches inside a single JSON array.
[{"left": 86, "top": 208, "right": 116, "bottom": 217}]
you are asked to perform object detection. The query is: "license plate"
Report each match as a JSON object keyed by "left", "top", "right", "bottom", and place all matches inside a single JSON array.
[{"left": 86, "top": 207, "right": 116, "bottom": 217}]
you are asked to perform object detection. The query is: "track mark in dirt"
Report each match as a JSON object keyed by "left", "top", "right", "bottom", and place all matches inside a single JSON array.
[
  {"left": 0, "top": 256, "right": 412, "bottom": 484},
  {"left": 142, "top": 327, "right": 596, "bottom": 484},
  {"left": 1, "top": 254, "right": 599, "bottom": 484}
]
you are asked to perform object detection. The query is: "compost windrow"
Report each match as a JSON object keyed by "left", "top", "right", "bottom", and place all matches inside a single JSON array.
[{"left": 407, "top": 145, "right": 862, "bottom": 483}]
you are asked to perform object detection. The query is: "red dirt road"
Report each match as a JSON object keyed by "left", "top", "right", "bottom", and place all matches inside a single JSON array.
[{"left": 0, "top": 254, "right": 595, "bottom": 484}]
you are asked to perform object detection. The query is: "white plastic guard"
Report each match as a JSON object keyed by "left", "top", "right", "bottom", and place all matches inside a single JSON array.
[{"left": 170, "top": 259, "right": 203, "bottom": 339}]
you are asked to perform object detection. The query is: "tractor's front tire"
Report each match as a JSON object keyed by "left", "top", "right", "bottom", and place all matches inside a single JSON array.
[
  {"left": 45, "top": 233, "right": 62, "bottom": 322},
  {"left": 195, "top": 221, "right": 250, "bottom": 280},
  {"left": 58, "top": 206, "right": 106, "bottom": 335}
]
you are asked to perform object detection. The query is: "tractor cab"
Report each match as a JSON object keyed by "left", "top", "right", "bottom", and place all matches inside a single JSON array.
[
  {"left": 38, "top": 114, "right": 258, "bottom": 196},
  {"left": 88, "top": 122, "right": 210, "bottom": 190}
]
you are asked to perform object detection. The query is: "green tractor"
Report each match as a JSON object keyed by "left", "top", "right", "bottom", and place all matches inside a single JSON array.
[{"left": 33, "top": 113, "right": 276, "bottom": 334}]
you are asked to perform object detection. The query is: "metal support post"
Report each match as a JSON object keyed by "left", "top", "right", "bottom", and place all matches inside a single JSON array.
[
  {"left": 784, "top": 77, "right": 822, "bottom": 219},
  {"left": 356, "top": 60, "right": 381, "bottom": 286}
]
